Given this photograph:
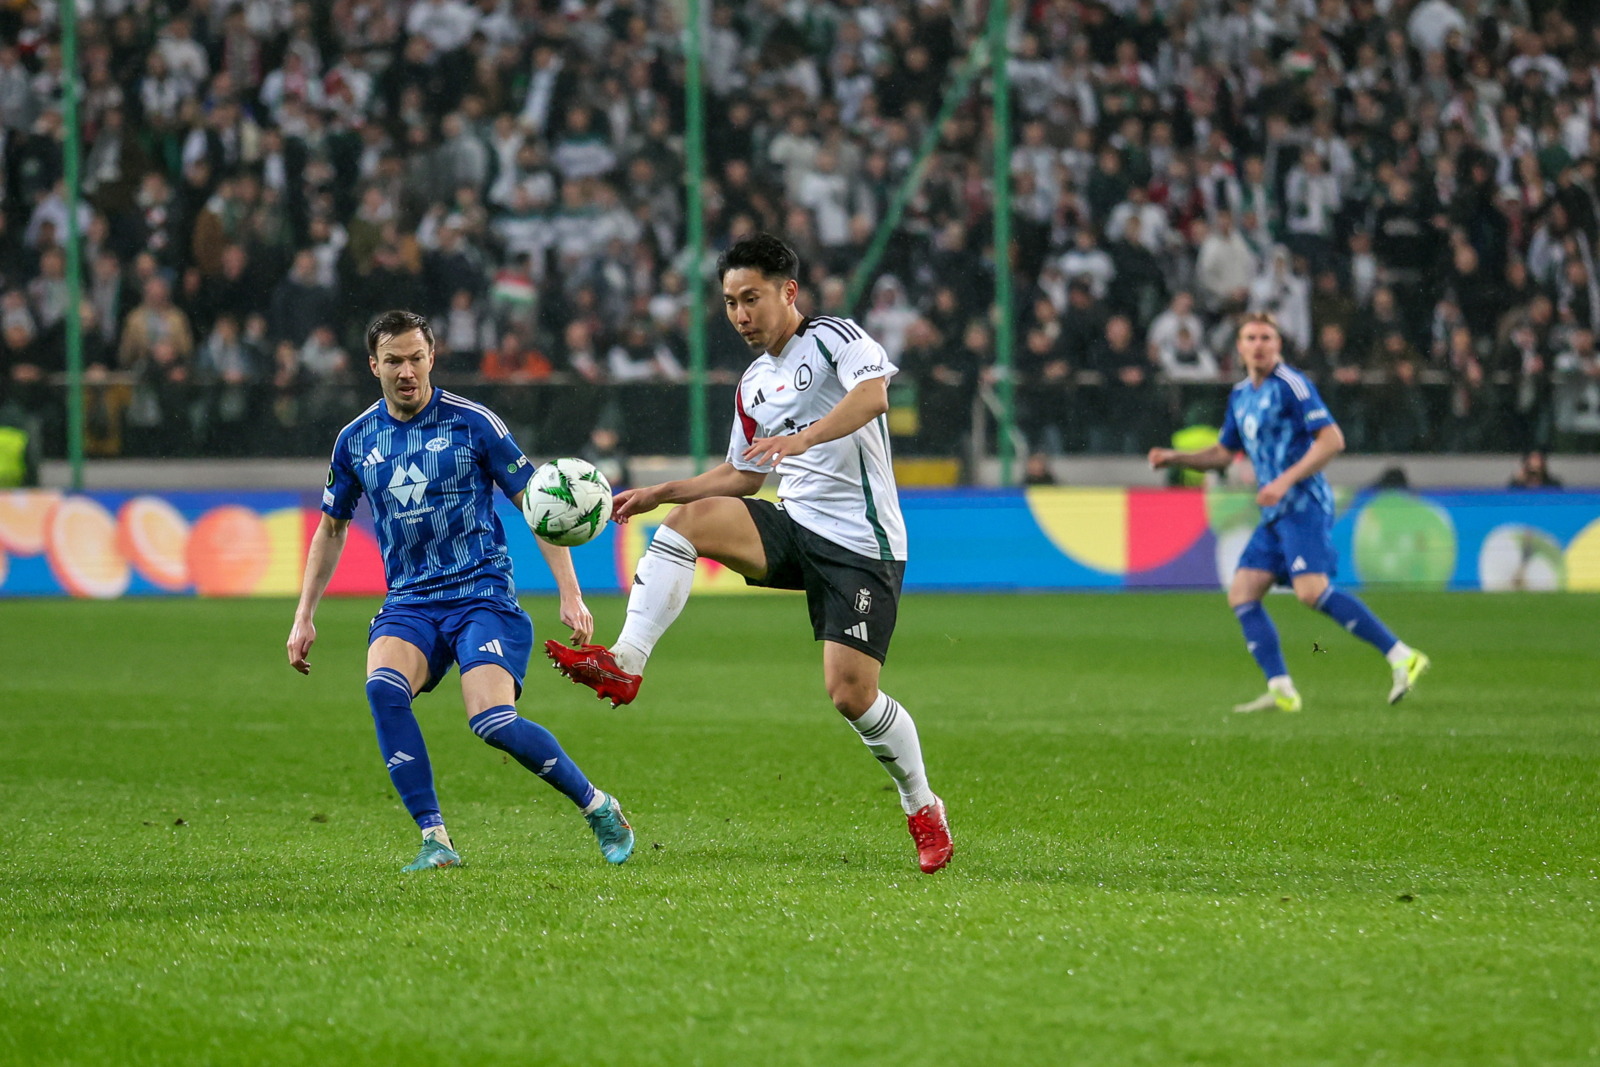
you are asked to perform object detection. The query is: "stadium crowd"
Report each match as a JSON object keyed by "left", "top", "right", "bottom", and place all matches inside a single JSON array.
[{"left": 1, "top": 0, "right": 1599, "bottom": 465}]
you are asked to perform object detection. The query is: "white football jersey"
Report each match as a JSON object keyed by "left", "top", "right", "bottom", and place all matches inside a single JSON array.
[{"left": 727, "top": 315, "right": 908, "bottom": 561}]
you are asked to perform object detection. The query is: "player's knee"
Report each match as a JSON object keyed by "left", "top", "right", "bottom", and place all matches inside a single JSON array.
[
  {"left": 1294, "top": 580, "right": 1328, "bottom": 608},
  {"left": 826, "top": 678, "right": 875, "bottom": 718},
  {"left": 660, "top": 503, "right": 707, "bottom": 550},
  {"left": 1227, "top": 590, "right": 1261, "bottom": 610}
]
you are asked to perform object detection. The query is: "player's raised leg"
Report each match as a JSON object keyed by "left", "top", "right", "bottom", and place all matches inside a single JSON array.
[
  {"left": 1228, "top": 568, "right": 1302, "bottom": 713},
  {"left": 546, "top": 496, "right": 768, "bottom": 706},
  {"left": 460, "top": 661, "right": 633, "bottom": 864},
  {"left": 366, "top": 636, "right": 460, "bottom": 870},
  {"left": 1293, "top": 574, "right": 1429, "bottom": 704},
  {"left": 825, "top": 642, "right": 950, "bottom": 873}
]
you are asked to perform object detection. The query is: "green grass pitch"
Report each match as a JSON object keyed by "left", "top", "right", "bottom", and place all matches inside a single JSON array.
[{"left": 2, "top": 591, "right": 1598, "bottom": 1065}]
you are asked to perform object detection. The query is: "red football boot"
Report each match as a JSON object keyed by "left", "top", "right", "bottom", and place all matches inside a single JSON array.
[
  {"left": 906, "top": 796, "right": 952, "bottom": 873},
  {"left": 544, "top": 640, "right": 642, "bottom": 707}
]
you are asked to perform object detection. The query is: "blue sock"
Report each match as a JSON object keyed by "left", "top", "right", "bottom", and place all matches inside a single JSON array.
[
  {"left": 1315, "top": 586, "right": 1399, "bottom": 655},
  {"left": 366, "top": 668, "right": 443, "bottom": 832},
  {"left": 470, "top": 706, "right": 597, "bottom": 809},
  {"left": 1233, "top": 601, "right": 1288, "bottom": 681}
]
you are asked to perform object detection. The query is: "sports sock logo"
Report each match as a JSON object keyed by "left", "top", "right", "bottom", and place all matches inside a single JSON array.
[
  {"left": 535, "top": 757, "right": 558, "bottom": 776},
  {"left": 386, "top": 750, "right": 415, "bottom": 769},
  {"left": 478, "top": 639, "right": 504, "bottom": 656},
  {"left": 362, "top": 446, "right": 385, "bottom": 468},
  {"left": 388, "top": 462, "right": 429, "bottom": 505},
  {"left": 845, "top": 622, "right": 869, "bottom": 642}
]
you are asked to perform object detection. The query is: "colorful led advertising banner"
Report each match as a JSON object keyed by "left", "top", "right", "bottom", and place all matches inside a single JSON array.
[{"left": 0, "top": 487, "right": 1596, "bottom": 599}]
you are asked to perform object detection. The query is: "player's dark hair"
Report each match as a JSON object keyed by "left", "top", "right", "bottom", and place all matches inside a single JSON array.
[
  {"left": 366, "top": 309, "right": 434, "bottom": 358},
  {"left": 716, "top": 232, "right": 800, "bottom": 283}
]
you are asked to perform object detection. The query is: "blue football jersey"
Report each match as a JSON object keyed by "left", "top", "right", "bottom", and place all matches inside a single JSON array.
[
  {"left": 322, "top": 389, "right": 535, "bottom": 605},
  {"left": 1219, "top": 363, "right": 1337, "bottom": 521}
]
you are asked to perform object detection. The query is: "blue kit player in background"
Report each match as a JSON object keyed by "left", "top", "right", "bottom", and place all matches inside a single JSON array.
[
  {"left": 286, "top": 310, "right": 634, "bottom": 871},
  {"left": 1149, "top": 312, "right": 1430, "bottom": 713}
]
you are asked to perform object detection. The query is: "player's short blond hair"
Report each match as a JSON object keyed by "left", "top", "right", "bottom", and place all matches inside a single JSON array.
[{"left": 1238, "top": 311, "right": 1282, "bottom": 336}]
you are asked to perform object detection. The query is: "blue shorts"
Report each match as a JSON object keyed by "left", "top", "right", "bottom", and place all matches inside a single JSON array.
[
  {"left": 1237, "top": 507, "right": 1338, "bottom": 585},
  {"left": 368, "top": 599, "right": 534, "bottom": 697}
]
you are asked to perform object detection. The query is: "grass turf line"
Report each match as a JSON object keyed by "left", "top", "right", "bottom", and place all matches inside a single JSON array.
[{"left": 1, "top": 592, "right": 1597, "bottom": 1065}]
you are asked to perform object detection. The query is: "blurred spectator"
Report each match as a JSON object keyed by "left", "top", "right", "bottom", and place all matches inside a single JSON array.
[
  {"left": 915, "top": 319, "right": 983, "bottom": 458},
  {"left": 581, "top": 425, "right": 631, "bottom": 490},
  {"left": 1089, "top": 314, "right": 1153, "bottom": 454},
  {"left": 124, "top": 338, "right": 192, "bottom": 457},
  {"left": 1248, "top": 248, "right": 1312, "bottom": 355},
  {"left": 1308, "top": 321, "right": 1369, "bottom": 446},
  {"left": 1148, "top": 291, "right": 1217, "bottom": 382},
  {"left": 269, "top": 250, "right": 336, "bottom": 347},
  {"left": 1195, "top": 211, "right": 1256, "bottom": 314},
  {"left": 1444, "top": 325, "right": 1494, "bottom": 451},
  {"left": 439, "top": 288, "right": 494, "bottom": 373},
  {"left": 195, "top": 314, "right": 263, "bottom": 454},
  {"left": 266, "top": 338, "right": 312, "bottom": 450},
  {"left": 1372, "top": 330, "right": 1431, "bottom": 451},
  {"left": 1058, "top": 227, "right": 1115, "bottom": 300},
  {"left": 1107, "top": 215, "right": 1168, "bottom": 329},
  {"left": 607, "top": 321, "right": 685, "bottom": 383},
  {"left": 118, "top": 275, "right": 194, "bottom": 369},
  {"left": 1508, "top": 449, "right": 1564, "bottom": 489},
  {"left": 560, "top": 321, "right": 605, "bottom": 384},
  {"left": 1022, "top": 452, "right": 1057, "bottom": 485},
  {"left": 1553, "top": 328, "right": 1600, "bottom": 451},
  {"left": 481, "top": 325, "right": 552, "bottom": 383}
]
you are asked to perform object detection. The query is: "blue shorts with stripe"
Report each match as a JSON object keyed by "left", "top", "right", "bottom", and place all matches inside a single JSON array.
[
  {"left": 368, "top": 598, "right": 533, "bottom": 697},
  {"left": 1237, "top": 506, "right": 1338, "bottom": 586}
]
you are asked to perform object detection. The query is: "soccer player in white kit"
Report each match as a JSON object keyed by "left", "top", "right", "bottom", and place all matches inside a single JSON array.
[{"left": 545, "top": 233, "right": 952, "bottom": 873}]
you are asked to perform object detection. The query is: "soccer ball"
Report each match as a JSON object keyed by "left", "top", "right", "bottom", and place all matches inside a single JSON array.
[{"left": 522, "top": 458, "right": 613, "bottom": 547}]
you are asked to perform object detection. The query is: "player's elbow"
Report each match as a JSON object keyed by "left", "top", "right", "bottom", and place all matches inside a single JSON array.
[
  {"left": 855, "top": 379, "right": 890, "bottom": 417},
  {"left": 318, "top": 514, "right": 350, "bottom": 542}
]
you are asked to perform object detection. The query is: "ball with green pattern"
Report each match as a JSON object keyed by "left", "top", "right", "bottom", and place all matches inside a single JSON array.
[{"left": 522, "top": 458, "right": 613, "bottom": 547}]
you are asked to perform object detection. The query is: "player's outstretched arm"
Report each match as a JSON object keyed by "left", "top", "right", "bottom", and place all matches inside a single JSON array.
[
  {"left": 531, "top": 533, "right": 594, "bottom": 646},
  {"left": 743, "top": 378, "right": 889, "bottom": 468},
  {"left": 1149, "top": 442, "right": 1234, "bottom": 472},
  {"left": 612, "top": 463, "right": 768, "bottom": 523},
  {"left": 287, "top": 513, "right": 351, "bottom": 674}
]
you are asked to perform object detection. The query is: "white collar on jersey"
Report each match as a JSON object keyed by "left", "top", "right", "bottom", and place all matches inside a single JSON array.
[{"left": 769, "top": 318, "right": 811, "bottom": 361}]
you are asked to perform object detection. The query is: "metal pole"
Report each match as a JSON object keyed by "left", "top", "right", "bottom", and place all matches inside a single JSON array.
[
  {"left": 685, "top": 0, "right": 708, "bottom": 472},
  {"left": 989, "top": 0, "right": 1015, "bottom": 486},
  {"left": 844, "top": 41, "right": 986, "bottom": 313},
  {"left": 62, "top": 0, "right": 86, "bottom": 490}
]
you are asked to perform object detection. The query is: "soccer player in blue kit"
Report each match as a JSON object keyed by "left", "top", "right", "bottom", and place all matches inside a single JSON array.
[
  {"left": 1149, "top": 313, "right": 1430, "bottom": 713},
  {"left": 286, "top": 310, "right": 634, "bottom": 871}
]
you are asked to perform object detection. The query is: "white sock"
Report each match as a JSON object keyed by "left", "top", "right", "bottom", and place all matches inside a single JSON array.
[
  {"left": 1385, "top": 641, "right": 1413, "bottom": 667},
  {"left": 581, "top": 789, "right": 608, "bottom": 815},
  {"left": 850, "top": 692, "right": 935, "bottom": 815},
  {"left": 1268, "top": 675, "right": 1297, "bottom": 695},
  {"left": 422, "top": 825, "right": 453, "bottom": 849},
  {"left": 614, "top": 525, "right": 698, "bottom": 675}
]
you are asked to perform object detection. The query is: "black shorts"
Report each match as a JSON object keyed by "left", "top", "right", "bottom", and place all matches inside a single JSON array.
[{"left": 742, "top": 497, "right": 905, "bottom": 663}]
